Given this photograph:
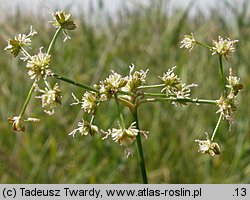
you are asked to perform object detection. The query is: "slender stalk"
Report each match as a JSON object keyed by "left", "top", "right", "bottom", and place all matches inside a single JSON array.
[
  {"left": 140, "top": 97, "right": 217, "bottom": 105},
  {"left": 21, "top": 47, "right": 32, "bottom": 58},
  {"left": 114, "top": 94, "right": 125, "bottom": 129},
  {"left": 196, "top": 41, "right": 212, "bottom": 49},
  {"left": 131, "top": 109, "right": 148, "bottom": 184},
  {"left": 218, "top": 55, "right": 226, "bottom": 97},
  {"left": 19, "top": 83, "right": 35, "bottom": 118},
  {"left": 47, "top": 27, "right": 63, "bottom": 55},
  {"left": 138, "top": 84, "right": 165, "bottom": 89},
  {"left": 52, "top": 73, "right": 99, "bottom": 93},
  {"left": 117, "top": 90, "right": 134, "bottom": 96},
  {"left": 211, "top": 113, "right": 223, "bottom": 141},
  {"left": 143, "top": 92, "right": 174, "bottom": 97},
  {"left": 90, "top": 115, "right": 95, "bottom": 124}
]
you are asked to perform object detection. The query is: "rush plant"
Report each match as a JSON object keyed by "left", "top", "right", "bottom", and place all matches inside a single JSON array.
[{"left": 5, "top": 11, "right": 243, "bottom": 183}]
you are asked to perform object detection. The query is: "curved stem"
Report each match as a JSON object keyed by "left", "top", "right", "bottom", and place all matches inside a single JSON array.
[
  {"left": 118, "top": 97, "right": 135, "bottom": 111},
  {"left": 47, "top": 27, "right": 63, "bottom": 55},
  {"left": 52, "top": 73, "right": 99, "bottom": 93},
  {"left": 131, "top": 109, "right": 148, "bottom": 184},
  {"left": 19, "top": 83, "right": 35, "bottom": 118},
  {"left": 211, "top": 113, "right": 223, "bottom": 141}
]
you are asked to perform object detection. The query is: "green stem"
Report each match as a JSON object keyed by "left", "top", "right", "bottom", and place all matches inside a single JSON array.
[
  {"left": 140, "top": 97, "right": 217, "bottom": 105},
  {"left": 19, "top": 27, "right": 63, "bottom": 118},
  {"left": 218, "top": 55, "right": 226, "bottom": 97},
  {"left": 19, "top": 83, "right": 35, "bottom": 118},
  {"left": 47, "top": 27, "right": 63, "bottom": 55},
  {"left": 138, "top": 84, "right": 165, "bottom": 89},
  {"left": 21, "top": 47, "right": 32, "bottom": 58},
  {"left": 143, "top": 92, "right": 174, "bottom": 97},
  {"left": 117, "top": 90, "right": 134, "bottom": 97},
  {"left": 196, "top": 41, "right": 212, "bottom": 49},
  {"left": 118, "top": 97, "right": 135, "bottom": 111},
  {"left": 211, "top": 113, "right": 223, "bottom": 141},
  {"left": 114, "top": 94, "right": 125, "bottom": 129},
  {"left": 131, "top": 109, "right": 148, "bottom": 184},
  {"left": 52, "top": 73, "right": 99, "bottom": 93}
]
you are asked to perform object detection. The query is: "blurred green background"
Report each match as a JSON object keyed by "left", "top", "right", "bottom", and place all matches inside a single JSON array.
[{"left": 0, "top": 0, "right": 249, "bottom": 183}]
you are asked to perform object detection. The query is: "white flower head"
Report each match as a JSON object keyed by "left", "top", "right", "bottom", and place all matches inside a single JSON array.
[
  {"left": 159, "top": 66, "right": 197, "bottom": 102},
  {"left": 36, "top": 83, "right": 62, "bottom": 115},
  {"left": 216, "top": 96, "right": 237, "bottom": 125},
  {"left": 99, "top": 70, "right": 128, "bottom": 100},
  {"left": 5, "top": 26, "right": 37, "bottom": 57},
  {"left": 159, "top": 66, "right": 181, "bottom": 93},
  {"left": 180, "top": 33, "right": 196, "bottom": 51},
  {"left": 123, "top": 63, "right": 149, "bottom": 94},
  {"left": 26, "top": 48, "right": 51, "bottom": 82},
  {"left": 174, "top": 83, "right": 198, "bottom": 98},
  {"left": 104, "top": 122, "right": 148, "bottom": 147},
  {"left": 69, "top": 119, "right": 98, "bottom": 137},
  {"left": 81, "top": 91, "right": 99, "bottom": 115},
  {"left": 195, "top": 133, "right": 220, "bottom": 156},
  {"left": 211, "top": 36, "right": 238, "bottom": 57},
  {"left": 226, "top": 68, "right": 244, "bottom": 96}
]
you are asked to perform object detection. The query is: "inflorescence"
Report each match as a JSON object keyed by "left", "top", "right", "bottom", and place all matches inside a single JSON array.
[{"left": 5, "top": 12, "right": 243, "bottom": 158}]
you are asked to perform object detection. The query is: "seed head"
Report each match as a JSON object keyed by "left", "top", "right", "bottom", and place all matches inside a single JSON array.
[
  {"left": 50, "top": 10, "right": 76, "bottom": 30},
  {"left": 7, "top": 116, "right": 40, "bottom": 132},
  {"left": 50, "top": 10, "right": 76, "bottom": 41},
  {"left": 8, "top": 116, "right": 25, "bottom": 132}
]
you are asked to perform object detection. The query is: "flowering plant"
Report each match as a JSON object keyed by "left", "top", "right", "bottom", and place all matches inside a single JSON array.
[{"left": 5, "top": 12, "right": 243, "bottom": 183}]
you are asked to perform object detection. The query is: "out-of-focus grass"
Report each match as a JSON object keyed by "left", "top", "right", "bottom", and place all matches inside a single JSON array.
[{"left": 0, "top": 0, "right": 249, "bottom": 183}]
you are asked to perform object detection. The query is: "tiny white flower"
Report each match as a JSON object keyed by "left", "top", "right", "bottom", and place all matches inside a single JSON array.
[
  {"left": 211, "top": 36, "right": 238, "bottom": 57},
  {"left": 36, "top": 83, "right": 62, "bottom": 115},
  {"left": 98, "top": 70, "right": 127, "bottom": 100},
  {"left": 69, "top": 119, "right": 98, "bottom": 137},
  {"left": 81, "top": 91, "right": 99, "bottom": 115},
  {"left": 26, "top": 49, "right": 51, "bottom": 82},
  {"left": 216, "top": 96, "right": 237, "bottom": 125},
  {"left": 195, "top": 133, "right": 220, "bottom": 156},
  {"left": 180, "top": 33, "right": 196, "bottom": 51},
  {"left": 104, "top": 122, "right": 148, "bottom": 147},
  {"left": 123, "top": 63, "right": 148, "bottom": 93},
  {"left": 4, "top": 26, "right": 37, "bottom": 57}
]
